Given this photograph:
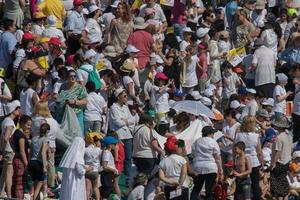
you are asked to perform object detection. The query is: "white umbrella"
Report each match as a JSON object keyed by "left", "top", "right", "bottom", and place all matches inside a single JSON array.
[{"left": 171, "top": 100, "right": 215, "bottom": 119}]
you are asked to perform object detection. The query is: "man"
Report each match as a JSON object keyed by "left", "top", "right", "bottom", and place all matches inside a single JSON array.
[
  {"left": 252, "top": 38, "right": 276, "bottom": 98},
  {"left": 241, "top": 88, "right": 259, "bottom": 119},
  {"left": 66, "top": 0, "right": 85, "bottom": 54},
  {"left": 109, "top": 88, "right": 136, "bottom": 185},
  {"left": 0, "top": 19, "right": 17, "bottom": 71}
]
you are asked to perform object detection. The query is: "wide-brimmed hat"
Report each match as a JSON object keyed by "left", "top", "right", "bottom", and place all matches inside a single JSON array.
[
  {"left": 89, "top": 5, "right": 99, "bottom": 13},
  {"left": 196, "top": 27, "right": 210, "bottom": 38},
  {"left": 155, "top": 72, "right": 168, "bottom": 80},
  {"left": 256, "top": 109, "right": 270, "bottom": 118},
  {"left": 255, "top": 0, "right": 265, "bottom": 9},
  {"left": 103, "top": 45, "right": 117, "bottom": 57},
  {"left": 134, "top": 173, "right": 147, "bottom": 185},
  {"left": 133, "top": 17, "right": 148, "bottom": 29},
  {"left": 272, "top": 116, "right": 291, "bottom": 128},
  {"left": 262, "top": 98, "right": 274, "bottom": 107},
  {"left": 6, "top": 100, "right": 21, "bottom": 114},
  {"left": 120, "top": 61, "right": 135, "bottom": 73},
  {"left": 114, "top": 88, "right": 125, "bottom": 97},
  {"left": 191, "top": 91, "right": 202, "bottom": 100}
]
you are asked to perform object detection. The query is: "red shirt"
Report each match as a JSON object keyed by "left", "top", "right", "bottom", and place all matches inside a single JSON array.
[
  {"left": 172, "top": 0, "right": 187, "bottom": 25},
  {"left": 115, "top": 143, "right": 125, "bottom": 173}
]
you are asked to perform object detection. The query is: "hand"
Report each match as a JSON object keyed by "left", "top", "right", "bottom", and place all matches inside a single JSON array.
[
  {"left": 233, "top": 171, "right": 240, "bottom": 177},
  {"left": 287, "top": 91, "right": 293, "bottom": 96},
  {"left": 172, "top": 181, "right": 180, "bottom": 186},
  {"left": 66, "top": 99, "right": 76, "bottom": 105}
]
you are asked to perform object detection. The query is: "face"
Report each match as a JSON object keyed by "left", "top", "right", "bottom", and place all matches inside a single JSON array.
[
  {"left": 208, "top": 14, "right": 215, "bottom": 23},
  {"left": 118, "top": 91, "right": 128, "bottom": 104},
  {"left": 68, "top": 72, "right": 77, "bottom": 84},
  {"left": 77, "top": 4, "right": 84, "bottom": 12},
  {"left": 117, "top": 4, "right": 124, "bottom": 16},
  {"left": 234, "top": 147, "right": 242, "bottom": 155},
  {"left": 41, "top": 42, "right": 49, "bottom": 51},
  {"left": 23, "top": 120, "right": 32, "bottom": 132},
  {"left": 24, "top": 23, "right": 32, "bottom": 32},
  {"left": 281, "top": 14, "right": 287, "bottom": 21},
  {"left": 225, "top": 115, "right": 232, "bottom": 123},
  {"left": 10, "top": 22, "right": 17, "bottom": 33},
  {"left": 13, "top": 107, "right": 21, "bottom": 116}
]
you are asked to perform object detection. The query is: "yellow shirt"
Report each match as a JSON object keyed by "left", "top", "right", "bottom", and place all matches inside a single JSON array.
[{"left": 38, "top": 0, "right": 66, "bottom": 29}]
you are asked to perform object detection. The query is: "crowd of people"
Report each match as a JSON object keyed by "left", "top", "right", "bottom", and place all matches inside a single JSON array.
[{"left": 1, "top": 0, "right": 300, "bottom": 199}]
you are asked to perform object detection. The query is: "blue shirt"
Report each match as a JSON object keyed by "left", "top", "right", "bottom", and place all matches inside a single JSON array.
[
  {"left": 0, "top": 31, "right": 17, "bottom": 69},
  {"left": 67, "top": 11, "right": 85, "bottom": 35}
]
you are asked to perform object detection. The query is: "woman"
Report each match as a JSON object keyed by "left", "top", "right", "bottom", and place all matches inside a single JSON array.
[
  {"left": 0, "top": 100, "right": 21, "bottom": 198},
  {"left": 31, "top": 101, "right": 60, "bottom": 188},
  {"left": 234, "top": 116, "right": 264, "bottom": 200},
  {"left": 191, "top": 126, "right": 223, "bottom": 199},
  {"left": 11, "top": 115, "right": 31, "bottom": 199},
  {"left": 56, "top": 70, "right": 88, "bottom": 135},
  {"left": 4, "top": 0, "right": 26, "bottom": 28},
  {"left": 260, "top": 19, "right": 283, "bottom": 54},
  {"left": 29, "top": 123, "right": 49, "bottom": 200},
  {"left": 133, "top": 114, "right": 164, "bottom": 176},
  {"left": 233, "top": 9, "right": 260, "bottom": 48},
  {"left": 108, "top": 2, "right": 133, "bottom": 55},
  {"left": 59, "top": 137, "right": 91, "bottom": 200},
  {"left": 159, "top": 136, "right": 188, "bottom": 200}
]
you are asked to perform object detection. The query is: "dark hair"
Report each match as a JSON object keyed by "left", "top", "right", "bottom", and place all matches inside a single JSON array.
[
  {"left": 107, "top": 131, "right": 119, "bottom": 140},
  {"left": 99, "top": 69, "right": 114, "bottom": 78},
  {"left": 86, "top": 81, "right": 96, "bottom": 93},
  {"left": 138, "top": 113, "right": 153, "bottom": 127},
  {"left": 68, "top": 69, "right": 76, "bottom": 76},
  {"left": 58, "top": 67, "right": 68, "bottom": 78},
  {"left": 202, "top": 10, "right": 212, "bottom": 21},
  {"left": 53, "top": 57, "right": 64, "bottom": 67},
  {"left": 3, "top": 18, "right": 15, "bottom": 31},
  {"left": 224, "top": 109, "right": 237, "bottom": 119},
  {"left": 235, "top": 141, "right": 246, "bottom": 151},
  {"left": 213, "top": 19, "right": 225, "bottom": 32},
  {"left": 74, "top": 53, "right": 84, "bottom": 65},
  {"left": 40, "top": 123, "right": 50, "bottom": 137},
  {"left": 208, "top": 28, "right": 218, "bottom": 38},
  {"left": 19, "top": 115, "right": 32, "bottom": 127},
  {"left": 176, "top": 139, "right": 185, "bottom": 148},
  {"left": 26, "top": 73, "right": 39, "bottom": 86},
  {"left": 280, "top": 8, "right": 288, "bottom": 16}
]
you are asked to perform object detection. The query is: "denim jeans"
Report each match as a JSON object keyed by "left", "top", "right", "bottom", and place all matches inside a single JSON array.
[
  {"left": 84, "top": 120, "right": 102, "bottom": 135},
  {"left": 121, "top": 139, "right": 133, "bottom": 183},
  {"left": 173, "top": 23, "right": 186, "bottom": 41}
]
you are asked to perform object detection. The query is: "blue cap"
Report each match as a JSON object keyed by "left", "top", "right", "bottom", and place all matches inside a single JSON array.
[
  {"left": 101, "top": 136, "right": 118, "bottom": 146},
  {"left": 173, "top": 89, "right": 185, "bottom": 97}
]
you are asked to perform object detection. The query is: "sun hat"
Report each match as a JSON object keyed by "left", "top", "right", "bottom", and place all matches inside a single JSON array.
[
  {"left": 89, "top": 5, "right": 99, "bottom": 13},
  {"left": 22, "top": 32, "right": 35, "bottom": 41},
  {"left": 133, "top": 17, "right": 148, "bottom": 29},
  {"left": 196, "top": 27, "right": 210, "bottom": 38},
  {"left": 190, "top": 91, "right": 202, "bottom": 100},
  {"left": 287, "top": 8, "right": 297, "bottom": 17},
  {"left": 201, "top": 97, "right": 212, "bottom": 106},
  {"left": 204, "top": 88, "right": 213, "bottom": 97},
  {"left": 103, "top": 45, "right": 117, "bottom": 57},
  {"left": 256, "top": 109, "right": 271, "bottom": 118},
  {"left": 255, "top": 0, "right": 265, "bottom": 9},
  {"left": 182, "top": 27, "right": 194, "bottom": 33},
  {"left": 271, "top": 116, "right": 291, "bottom": 128},
  {"left": 73, "top": 0, "right": 84, "bottom": 5},
  {"left": 126, "top": 45, "right": 139, "bottom": 54},
  {"left": 224, "top": 160, "right": 234, "bottom": 168},
  {"left": 101, "top": 136, "right": 118, "bottom": 146},
  {"left": 230, "top": 100, "right": 241, "bottom": 109},
  {"left": 262, "top": 98, "right": 274, "bottom": 107},
  {"left": 114, "top": 88, "right": 125, "bottom": 97},
  {"left": 84, "top": 49, "right": 97, "bottom": 60},
  {"left": 6, "top": 100, "right": 21, "bottom": 114},
  {"left": 276, "top": 73, "right": 288, "bottom": 83},
  {"left": 47, "top": 15, "right": 57, "bottom": 27},
  {"left": 111, "top": 0, "right": 120, "bottom": 8},
  {"left": 293, "top": 151, "right": 300, "bottom": 159},
  {"left": 246, "top": 88, "right": 256, "bottom": 94},
  {"left": 155, "top": 72, "right": 168, "bottom": 80},
  {"left": 120, "top": 61, "right": 135, "bottom": 73},
  {"left": 49, "top": 37, "right": 61, "bottom": 46}
]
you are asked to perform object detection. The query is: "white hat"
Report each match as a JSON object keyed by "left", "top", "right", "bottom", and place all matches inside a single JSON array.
[
  {"left": 111, "top": 0, "right": 120, "bottom": 8},
  {"left": 89, "top": 5, "right": 99, "bottom": 13},
  {"left": 230, "top": 100, "right": 241, "bottom": 109},
  {"left": 84, "top": 49, "right": 97, "bottom": 60},
  {"left": 204, "top": 89, "right": 213, "bottom": 97},
  {"left": 47, "top": 15, "right": 57, "bottom": 27},
  {"left": 6, "top": 100, "right": 20, "bottom": 114},
  {"left": 155, "top": 55, "right": 164, "bottom": 64},
  {"left": 114, "top": 88, "right": 125, "bottom": 97},
  {"left": 133, "top": 17, "right": 148, "bottom": 30},
  {"left": 246, "top": 88, "right": 256, "bottom": 94},
  {"left": 276, "top": 73, "right": 288, "bottom": 83},
  {"left": 196, "top": 27, "right": 210, "bottom": 38},
  {"left": 262, "top": 98, "right": 274, "bottom": 107},
  {"left": 183, "top": 27, "right": 194, "bottom": 33},
  {"left": 201, "top": 97, "right": 212, "bottom": 106},
  {"left": 191, "top": 91, "right": 202, "bottom": 100},
  {"left": 207, "top": 84, "right": 216, "bottom": 91},
  {"left": 103, "top": 45, "right": 117, "bottom": 57},
  {"left": 293, "top": 151, "right": 300, "bottom": 159},
  {"left": 82, "top": 8, "right": 89, "bottom": 15},
  {"left": 126, "top": 45, "right": 139, "bottom": 53}
]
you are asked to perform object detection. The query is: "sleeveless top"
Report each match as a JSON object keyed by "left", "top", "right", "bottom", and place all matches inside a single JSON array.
[
  {"left": 111, "top": 18, "right": 133, "bottom": 54},
  {"left": 20, "top": 88, "right": 38, "bottom": 116}
]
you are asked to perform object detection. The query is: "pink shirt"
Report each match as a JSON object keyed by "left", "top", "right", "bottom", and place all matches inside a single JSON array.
[
  {"left": 127, "top": 30, "right": 154, "bottom": 69},
  {"left": 198, "top": 52, "right": 208, "bottom": 78},
  {"left": 172, "top": 0, "right": 187, "bottom": 24}
]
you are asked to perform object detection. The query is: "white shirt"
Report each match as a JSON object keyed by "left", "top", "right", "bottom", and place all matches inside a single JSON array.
[
  {"left": 84, "top": 145, "right": 101, "bottom": 172},
  {"left": 128, "top": 185, "right": 145, "bottom": 200},
  {"left": 218, "top": 40, "right": 231, "bottom": 53},
  {"left": 15, "top": 29, "right": 24, "bottom": 44},
  {"left": 223, "top": 70, "right": 239, "bottom": 99},
  {"left": 0, "top": 78, "right": 11, "bottom": 116},
  {"left": 1, "top": 117, "right": 16, "bottom": 152},
  {"left": 13, "top": 48, "right": 26, "bottom": 69},
  {"left": 85, "top": 18, "right": 103, "bottom": 44},
  {"left": 182, "top": 55, "right": 199, "bottom": 88},
  {"left": 273, "top": 85, "right": 286, "bottom": 114},
  {"left": 192, "top": 137, "right": 220, "bottom": 174},
  {"left": 20, "top": 88, "right": 39, "bottom": 117},
  {"left": 139, "top": 4, "right": 166, "bottom": 23},
  {"left": 84, "top": 92, "right": 106, "bottom": 121},
  {"left": 221, "top": 122, "right": 240, "bottom": 153},
  {"left": 122, "top": 76, "right": 135, "bottom": 106},
  {"left": 133, "top": 125, "right": 158, "bottom": 158},
  {"left": 42, "top": 27, "right": 66, "bottom": 43},
  {"left": 150, "top": 85, "right": 170, "bottom": 113},
  {"left": 241, "top": 99, "right": 258, "bottom": 119},
  {"left": 261, "top": 29, "right": 278, "bottom": 55},
  {"left": 32, "top": 24, "right": 45, "bottom": 36},
  {"left": 180, "top": 40, "right": 190, "bottom": 51},
  {"left": 102, "top": 149, "right": 117, "bottom": 171}
]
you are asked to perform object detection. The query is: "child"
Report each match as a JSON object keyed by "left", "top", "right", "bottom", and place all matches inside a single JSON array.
[
  {"left": 233, "top": 142, "right": 252, "bottom": 200},
  {"left": 222, "top": 63, "right": 241, "bottom": 101},
  {"left": 224, "top": 161, "right": 236, "bottom": 200},
  {"left": 127, "top": 173, "right": 148, "bottom": 200},
  {"left": 288, "top": 151, "right": 300, "bottom": 197},
  {"left": 100, "top": 136, "right": 119, "bottom": 200},
  {"left": 273, "top": 73, "right": 293, "bottom": 119}
]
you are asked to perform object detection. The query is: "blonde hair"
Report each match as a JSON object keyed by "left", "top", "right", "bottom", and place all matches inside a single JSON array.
[
  {"left": 33, "top": 101, "right": 52, "bottom": 118},
  {"left": 240, "top": 116, "right": 256, "bottom": 132}
]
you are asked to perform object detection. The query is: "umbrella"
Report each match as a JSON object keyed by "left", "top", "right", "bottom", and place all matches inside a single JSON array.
[{"left": 171, "top": 100, "right": 215, "bottom": 119}]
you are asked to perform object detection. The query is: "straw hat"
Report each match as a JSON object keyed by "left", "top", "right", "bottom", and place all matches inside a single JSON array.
[{"left": 120, "top": 61, "right": 135, "bottom": 73}]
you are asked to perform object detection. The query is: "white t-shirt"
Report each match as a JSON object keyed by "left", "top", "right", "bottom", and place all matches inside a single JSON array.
[
  {"left": 241, "top": 99, "right": 258, "bottom": 119},
  {"left": 180, "top": 40, "right": 190, "bottom": 51},
  {"left": 42, "top": 27, "right": 66, "bottom": 43},
  {"left": 85, "top": 18, "right": 103, "bottom": 44},
  {"left": 159, "top": 154, "right": 187, "bottom": 186},
  {"left": 1, "top": 117, "right": 16, "bottom": 152},
  {"left": 273, "top": 85, "right": 286, "bottom": 114},
  {"left": 122, "top": 76, "right": 135, "bottom": 106},
  {"left": 223, "top": 70, "right": 239, "bottom": 99},
  {"left": 13, "top": 48, "right": 26, "bottom": 69},
  {"left": 84, "top": 92, "right": 106, "bottom": 121},
  {"left": 133, "top": 125, "right": 158, "bottom": 158},
  {"left": 0, "top": 78, "right": 12, "bottom": 116},
  {"left": 128, "top": 185, "right": 145, "bottom": 200},
  {"left": 139, "top": 4, "right": 166, "bottom": 23},
  {"left": 192, "top": 137, "right": 220, "bottom": 174},
  {"left": 261, "top": 29, "right": 278, "bottom": 55},
  {"left": 221, "top": 122, "right": 240, "bottom": 153},
  {"left": 53, "top": 79, "right": 66, "bottom": 94},
  {"left": 102, "top": 149, "right": 117, "bottom": 171},
  {"left": 182, "top": 55, "right": 199, "bottom": 88},
  {"left": 20, "top": 88, "right": 39, "bottom": 117},
  {"left": 84, "top": 145, "right": 101, "bottom": 172},
  {"left": 150, "top": 85, "right": 170, "bottom": 113}
]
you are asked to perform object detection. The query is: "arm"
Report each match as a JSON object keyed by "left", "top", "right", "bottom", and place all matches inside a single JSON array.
[
  {"left": 109, "top": 108, "right": 127, "bottom": 129},
  {"left": 102, "top": 161, "right": 117, "bottom": 174},
  {"left": 0, "top": 84, "right": 12, "bottom": 102},
  {"left": 41, "top": 142, "right": 48, "bottom": 173},
  {"left": 107, "top": 19, "right": 116, "bottom": 44},
  {"left": 150, "top": 139, "right": 165, "bottom": 156},
  {"left": 256, "top": 138, "right": 264, "bottom": 166},
  {"left": 178, "top": 163, "right": 187, "bottom": 187},
  {"left": 19, "top": 0, "right": 26, "bottom": 9},
  {"left": 235, "top": 156, "right": 252, "bottom": 177},
  {"left": 127, "top": 82, "right": 137, "bottom": 101},
  {"left": 19, "top": 138, "right": 28, "bottom": 167},
  {"left": 159, "top": 168, "right": 179, "bottom": 186},
  {"left": 75, "top": 163, "right": 86, "bottom": 176},
  {"left": 3, "top": 126, "right": 14, "bottom": 149},
  {"left": 214, "top": 153, "right": 223, "bottom": 176}
]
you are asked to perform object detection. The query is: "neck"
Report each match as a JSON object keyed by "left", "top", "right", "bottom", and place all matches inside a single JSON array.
[{"left": 67, "top": 82, "right": 76, "bottom": 89}]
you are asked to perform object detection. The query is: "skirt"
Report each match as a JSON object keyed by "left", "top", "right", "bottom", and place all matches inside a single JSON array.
[
  {"left": 270, "top": 162, "right": 289, "bottom": 197},
  {"left": 12, "top": 156, "right": 26, "bottom": 199}
]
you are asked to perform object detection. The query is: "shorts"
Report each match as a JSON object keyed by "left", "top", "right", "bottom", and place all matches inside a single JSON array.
[
  {"left": 3, "top": 151, "right": 14, "bottom": 165},
  {"left": 85, "top": 171, "right": 99, "bottom": 181},
  {"left": 236, "top": 177, "right": 251, "bottom": 199},
  {"left": 29, "top": 160, "right": 44, "bottom": 182}
]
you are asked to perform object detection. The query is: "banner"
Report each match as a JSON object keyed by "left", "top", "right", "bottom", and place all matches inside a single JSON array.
[{"left": 227, "top": 47, "right": 246, "bottom": 67}]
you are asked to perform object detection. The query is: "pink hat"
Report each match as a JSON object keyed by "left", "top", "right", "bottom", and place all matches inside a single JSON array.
[
  {"left": 67, "top": 55, "right": 75, "bottom": 65},
  {"left": 145, "top": 7, "right": 155, "bottom": 16},
  {"left": 155, "top": 72, "right": 168, "bottom": 80}
]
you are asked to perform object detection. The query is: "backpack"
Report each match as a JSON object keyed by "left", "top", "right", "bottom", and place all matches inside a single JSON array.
[
  {"left": 214, "top": 181, "right": 227, "bottom": 200},
  {"left": 79, "top": 65, "right": 102, "bottom": 90}
]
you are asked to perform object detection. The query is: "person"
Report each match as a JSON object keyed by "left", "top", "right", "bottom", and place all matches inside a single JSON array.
[
  {"left": 128, "top": 173, "right": 148, "bottom": 200},
  {"left": 108, "top": 88, "right": 136, "bottom": 185},
  {"left": 56, "top": 69, "right": 88, "bottom": 135},
  {"left": 0, "top": 100, "right": 21, "bottom": 198},
  {"left": 59, "top": 137, "right": 91, "bottom": 200},
  {"left": 28, "top": 123, "right": 49, "bottom": 200},
  {"left": 234, "top": 116, "right": 264, "bottom": 200},
  {"left": 0, "top": 18, "right": 17, "bottom": 70},
  {"left": 42, "top": 15, "right": 66, "bottom": 46},
  {"left": 4, "top": 0, "right": 25, "bottom": 29},
  {"left": 233, "top": 141, "right": 252, "bottom": 200},
  {"left": 270, "top": 116, "right": 293, "bottom": 199},
  {"left": 159, "top": 136, "right": 188, "bottom": 200},
  {"left": 293, "top": 76, "right": 300, "bottom": 142},
  {"left": 0, "top": 72, "right": 12, "bottom": 119},
  {"left": 191, "top": 126, "right": 223, "bottom": 199}
]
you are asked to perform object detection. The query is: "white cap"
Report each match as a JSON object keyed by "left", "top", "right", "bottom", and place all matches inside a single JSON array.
[
  {"left": 111, "top": 0, "right": 120, "bottom": 8},
  {"left": 204, "top": 89, "right": 213, "bottom": 97},
  {"left": 293, "top": 151, "right": 300, "bottom": 159},
  {"left": 276, "top": 73, "right": 288, "bottom": 83},
  {"left": 126, "top": 45, "right": 139, "bottom": 53},
  {"left": 196, "top": 27, "right": 210, "bottom": 38},
  {"left": 201, "top": 97, "right": 212, "bottom": 106},
  {"left": 47, "top": 15, "right": 57, "bottom": 27},
  {"left": 183, "top": 27, "right": 194, "bottom": 33},
  {"left": 155, "top": 55, "right": 164, "bottom": 64},
  {"left": 230, "top": 100, "right": 241, "bottom": 109},
  {"left": 82, "top": 8, "right": 89, "bottom": 15},
  {"left": 246, "top": 88, "right": 256, "bottom": 94},
  {"left": 89, "top": 5, "right": 99, "bottom": 13},
  {"left": 84, "top": 49, "right": 97, "bottom": 60},
  {"left": 6, "top": 100, "right": 20, "bottom": 114},
  {"left": 191, "top": 91, "right": 202, "bottom": 100},
  {"left": 114, "top": 88, "right": 125, "bottom": 97},
  {"left": 262, "top": 98, "right": 274, "bottom": 107}
]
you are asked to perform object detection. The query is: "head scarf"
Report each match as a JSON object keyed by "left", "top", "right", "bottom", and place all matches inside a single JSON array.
[{"left": 59, "top": 137, "right": 85, "bottom": 169}]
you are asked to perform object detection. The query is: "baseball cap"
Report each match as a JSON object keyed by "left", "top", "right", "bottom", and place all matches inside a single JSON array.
[
  {"left": 22, "top": 32, "right": 35, "bottom": 41},
  {"left": 224, "top": 160, "right": 234, "bottom": 168},
  {"left": 155, "top": 72, "right": 168, "bottom": 80},
  {"left": 89, "top": 5, "right": 99, "bottom": 13},
  {"left": 49, "top": 37, "right": 61, "bottom": 46},
  {"left": 126, "top": 45, "right": 139, "bottom": 53},
  {"left": 114, "top": 88, "right": 125, "bottom": 97},
  {"left": 246, "top": 88, "right": 256, "bottom": 94},
  {"left": 196, "top": 27, "right": 210, "bottom": 38},
  {"left": 101, "top": 136, "right": 118, "bottom": 146},
  {"left": 73, "top": 0, "right": 83, "bottom": 5},
  {"left": 111, "top": 0, "right": 120, "bottom": 8},
  {"left": 230, "top": 100, "right": 241, "bottom": 109}
]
